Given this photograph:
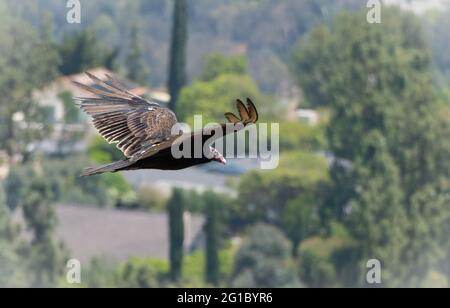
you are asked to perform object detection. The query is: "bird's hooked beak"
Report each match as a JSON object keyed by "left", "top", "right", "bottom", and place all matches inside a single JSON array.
[
  {"left": 210, "top": 146, "right": 226, "bottom": 164},
  {"left": 217, "top": 155, "right": 227, "bottom": 164}
]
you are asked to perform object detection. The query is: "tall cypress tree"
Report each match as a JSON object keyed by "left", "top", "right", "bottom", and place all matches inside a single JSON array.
[
  {"left": 167, "top": 0, "right": 188, "bottom": 112},
  {"left": 205, "top": 194, "right": 219, "bottom": 285},
  {"left": 168, "top": 188, "right": 185, "bottom": 281}
]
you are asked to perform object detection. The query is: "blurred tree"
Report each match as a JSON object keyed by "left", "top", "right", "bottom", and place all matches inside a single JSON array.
[
  {"left": 283, "top": 194, "right": 320, "bottom": 257},
  {"left": 297, "top": 223, "right": 355, "bottom": 288},
  {"left": 58, "top": 91, "right": 80, "bottom": 124},
  {"left": 126, "top": 24, "right": 150, "bottom": 85},
  {"left": 231, "top": 224, "right": 301, "bottom": 287},
  {"left": 56, "top": 91, "right": 83, "bottom": 156},
  {"left": 345, "top": 131, "right": 408, "bottom": 287},
  {"left": 292, "top": 8, "right": 450, "bottom": 286},
  {"left": 167, "top": 188, "right": 185, "bottom": 281},
  {"left": 80, "top": 257, "right": 117, "bottom": 288},
  {"left": 116, "top": 258, "right": 160, "bottom": 288},
  {"left": 88, "top": 136, "right": 123, "bottom": 164},
  {"left": 5, "top": 156, "right": 132, "bottom": 209},
  {"left": 299, "top": 249, "right": 336, "bottom": 288},
  {"left": 200, "top": 53, "right": 247, "bottom": 82},
  {"left": 58, "top": 28, "right": 119, "bottom": 75},
  {"left": 290, "top": 25, "right": 332, "bottom": 108},
  {"left": 250, "top": 49, "right": 290, "bottom": 95},
  {"left": 136, "top": 185, "right": 168, "bottom": 212},
  {"left": 168, "top": 0, "right": 188, "bottom": 112},
  {"left": 0, "top": 187, "right": 15, "bottom": 243},
  {"left": 21, "top": 178, "right": 68, "bottom": 287},
  {"left": 431, "top": 8, "right": 450, "bottom": 86},
  {"left": 3, "top": 165, "right": 68, "bottom": 287},
  {"left": 0, "top": 185, "right": 27, "bottom": 287},
  {"left": 278, "top": 121, "right": 327, "bottom": 152},
  {"left": 91, "top": 14, "right": 120, "bottom": 50},
  {"left": 41, "top": 12, "right": 61, "bottom": 78},
  {"left": 0, "top": 3, "right": 59, "bottom": 161},
  {"left": 177, "top": 74, "right": 270, "bottom": 124},
  {"left": 21, "top": 178, "right": 56, "bottom": 242},
  {"left": 12, "top": 0, "right": 367, "bottom": 90},
  {"left": 204, "top": 193, "right": 219, "bottom": 285},
  {"left": 234, "top": 151, "right": 328, "bottom": 229}
]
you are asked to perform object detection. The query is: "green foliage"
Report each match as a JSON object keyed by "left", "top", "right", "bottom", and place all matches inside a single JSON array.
[
  {"left": 58, "top": 28, "right": 118, "bottom": 75},
  {"left": 205, "top": 197, "right": 219, "bottom": 285},
  {"left": 126, "top": 24, "right": 150, "bottom": 85},
  {"left": 88, "top": 136, "right": 123, "bottom": 164},
  {"left": 290, "top": 25, "right": 333, "bottom": 108},
  {"left": 345, "top": 131, "right": 408, "bottom": 287},
  {"left": 77, "top": 257, "right": 117, "bottom": 288},
  {"left": 58, "top": 91, "right": 80, "bottom": 124},
  {"left": 164, "top": 189, "right": 207, "bottom": 214},
  {"left": 41, "top": 157, "right": 122, "bottom": 207},
  {"left": 283, "top": 194, "right": 320, "bottom": 257},
  {"left": 2, "top": 165, "right": 68, "bottom": 287},
  {"left": 431, "top": 8, "right": 450, "bottom": 86},
  {"left": 5, "top": 156, "right": 133, "bottom": 208},
  {"left": 298, "top": 228, "right": 354, "bottom": 288},
  {"left": 168, "top": 0, "right": 188, "bottom": 112},
  {"left": 279, "top": 121, "right": 327, "bottom": 152},
  {"left": 21, "top": 0, "right": 366, "bottom": 90},
  {"left": 56, "top": 91, "right": 84, "bottom": 156},
  {"left": 177, "top": 74, "right": 270, "bottom": 124},
  {"left": 178, "top": 51, "right": 277, "bottom": 124},
  {"left": 251, "top": 49, "right": 290, "bottom": 95},
  {"left": 21, "top": 177, "right": 57, "bottom": 241},
  {"left": 421, "top": 271, "right": 449, "bottom": 288},
  {"left": 116, "top": 257, "right": 162, "bottom": 288},
  {"left": 168, "top": 188, "right": 185, "bottom": 281},
  {"left": 180, "top": 249, "right": 234, "bottom": 287},
  {"left": 3, "top": 1, "right": 450, "bottom": 288},
  {"left": 232, "top": 151, "right": 328, "bottom": 256},
  {"left": 0, "top": 2, "right": 59, "bottom": 158},
  {"left": 234, "top": 151, "right": 328, "bottom": 229},
  {"left": 85, "top": 247, "right": 234, "bottom": 288},
  {"left": 293, "top": 8, "right": 450, "bottom": 286},
  {"left": 231, "top": 224, "right": 301, "bottom": 287},
  {"left": 200, "top": 53, "right": 248, "bottom": 82},
  {"left": 135, "top": 185, "right": 168, "bottom": 212},
  {"left": 0, "top": 185, "right": 27, "bottom": 287},
  {"left": 298, "top": 249, "right": 336, "bottom": 288},
  {"left": 0, "top": 187, "right": 17, "bottom": 241}
]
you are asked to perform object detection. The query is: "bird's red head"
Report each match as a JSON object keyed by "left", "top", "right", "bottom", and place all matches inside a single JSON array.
[{"left": 209, "top": 147, "right": 226, "bottom": 164}]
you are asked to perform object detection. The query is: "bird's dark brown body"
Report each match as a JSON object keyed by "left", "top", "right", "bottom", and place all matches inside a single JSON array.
[
  {"left": 74, "top": 72, "right": 258, "bottom": 176},
  {"left": 122, "top": 148, "right": 212, "bottom": 171}
]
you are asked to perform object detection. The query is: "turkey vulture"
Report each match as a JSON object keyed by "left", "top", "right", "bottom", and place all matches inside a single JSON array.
[{"left": 74, "top": 72, "right": 258, "bottom": 176}]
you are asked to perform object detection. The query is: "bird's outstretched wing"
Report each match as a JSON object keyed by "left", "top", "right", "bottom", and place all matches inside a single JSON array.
[
  {"left": 224, "top": 98, "right": 258, "bottom": 125},
  {"left": 134, "top": 98, "right": 259, "bottom": 161},
  {"left": 201, "top": 98, "right": 259, "bottom": 141},
  {"left": 74, "top": 72, "right": 178, "bottom": 158}
]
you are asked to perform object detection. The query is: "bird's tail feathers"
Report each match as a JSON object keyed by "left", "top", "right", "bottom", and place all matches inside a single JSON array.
[{"left": 81, "top": 160, "right": 132, "bottom": 177}]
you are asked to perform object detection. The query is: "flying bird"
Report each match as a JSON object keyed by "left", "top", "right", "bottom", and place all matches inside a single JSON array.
[{"left": 74, "top": 72, "right": 258, "bottom": 176}]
